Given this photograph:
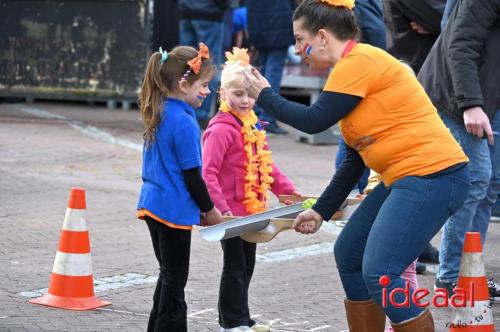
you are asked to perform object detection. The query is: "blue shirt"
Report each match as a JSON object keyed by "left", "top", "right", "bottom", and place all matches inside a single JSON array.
[{"left": 137, "top": 98, "right": 202, "bottom": 226}]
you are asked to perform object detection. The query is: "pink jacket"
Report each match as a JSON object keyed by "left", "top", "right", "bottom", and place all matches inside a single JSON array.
[{"left": 202, "top": 112, "right": 296, "bottom": 216}]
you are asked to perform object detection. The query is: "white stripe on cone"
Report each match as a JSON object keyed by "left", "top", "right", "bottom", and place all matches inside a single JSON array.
[
  {"left": 459, "top": 253, "right": 486, "bottom": 277},
  {"left": 52, "top": 252, "right": 93, "bottom": 276},
  {"left": 62, "top": 209, "right": 88, "bottom": 231},
  {"left": 452, "top": 300, "right": 493, "bottom": 326}
]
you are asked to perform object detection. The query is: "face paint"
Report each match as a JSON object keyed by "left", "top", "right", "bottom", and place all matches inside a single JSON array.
[
  {"left": 303, "top": 44, "right": 312, "bottom": 57},
  {"left": 196, "top": 90, "right": 207, "bottom": 100}
]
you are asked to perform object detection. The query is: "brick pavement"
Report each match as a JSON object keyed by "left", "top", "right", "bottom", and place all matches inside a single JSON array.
[{"left": 0, "top": 102, "right": 499, "bottom": 331}]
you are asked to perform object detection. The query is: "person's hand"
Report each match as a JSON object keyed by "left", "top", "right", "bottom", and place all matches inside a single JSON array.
[
  {"left": 463, "top": 106, "right": 494, "bottom": 145},
  {"left": 244, "top": 67, "right": 271, "bottom": 100},
  {"left": 201, "top": 207, "right": 224, "bottom": 226},
  {"left": 410, "top": 21, "right": 430, "bottom": 34},
  {"left": 222, "top": 210, "right": 233, "bottom": 216},
  {"left": 283, "top": 191, "right": 302, "bottom": 205},
  {"left": 293, "top": 208, "right": 323, "bottom": 234}
]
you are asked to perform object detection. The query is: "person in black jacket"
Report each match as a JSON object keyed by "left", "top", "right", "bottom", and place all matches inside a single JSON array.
[
  {"left": 418, "top": 0, "right": 500, "bottom": 297},
  {"left": 247, "top": 0, "right": 296, "bottom": 134},
  {"left": 177, "top": 0, "right": 231, "bottom": 124},
  {"left": 382, "top": 0, "right": 446, "bottom": 73}
]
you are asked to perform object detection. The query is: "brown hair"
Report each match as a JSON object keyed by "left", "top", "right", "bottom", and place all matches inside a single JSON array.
[
  {"left": 293, "top": 0, "right": 360, "bottom": 41},
  {"left": 139, "top": 46, "right": 215, "bottom": 142}
]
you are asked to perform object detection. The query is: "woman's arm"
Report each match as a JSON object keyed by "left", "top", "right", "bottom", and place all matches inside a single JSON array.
[
  {"left": 312, "top": 144, "right": 367, "bottom": 220},
  {"left": 257, "top": 88, "right": 361, "bottom": 134}
]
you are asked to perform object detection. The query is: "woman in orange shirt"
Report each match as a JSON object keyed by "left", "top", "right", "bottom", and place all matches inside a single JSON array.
[{"left": 245, "top": 0, "right": 469, "bottom": 331}]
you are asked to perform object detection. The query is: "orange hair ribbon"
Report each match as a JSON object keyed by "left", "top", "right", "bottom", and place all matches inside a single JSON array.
[{"left": 187, "top": 43, "right": 210, "bottom": 75}]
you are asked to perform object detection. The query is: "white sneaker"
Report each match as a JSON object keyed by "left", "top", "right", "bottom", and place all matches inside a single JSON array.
[
  {"left": 220, "top": 326, "right": 253, "bottom": 332},
  {"left": 251, "top": 323, "right": 272, "bottom": 332}
]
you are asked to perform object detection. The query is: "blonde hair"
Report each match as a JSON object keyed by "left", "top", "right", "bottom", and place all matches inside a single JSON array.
[{"left": 139, "top": 46, "right": 214, "bottom": 142}]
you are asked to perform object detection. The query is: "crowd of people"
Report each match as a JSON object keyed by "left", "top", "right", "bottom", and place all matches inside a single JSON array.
[{"left": 136, "top": 0, "right": 499, "bottom": 331}]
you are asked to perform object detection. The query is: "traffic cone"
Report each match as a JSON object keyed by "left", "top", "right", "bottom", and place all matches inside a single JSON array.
[
  {"left": 30, "top": 188, "right": 111, "bottom": 310},
  {"left": 449, "top": 232, "right": 494, "bottom": 331}
]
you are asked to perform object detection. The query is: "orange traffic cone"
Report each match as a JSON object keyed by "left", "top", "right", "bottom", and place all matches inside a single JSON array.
[
  {"left": 449, "top": 232, "right": 494, "bottom": 331},
  {"left": 30, "top": 188, "right": 111, "bottom": 310}
]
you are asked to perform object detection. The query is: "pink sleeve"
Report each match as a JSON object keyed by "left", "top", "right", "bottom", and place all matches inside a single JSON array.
[{"left": 202, "top": 125, "right": 233, "bottom": 213}]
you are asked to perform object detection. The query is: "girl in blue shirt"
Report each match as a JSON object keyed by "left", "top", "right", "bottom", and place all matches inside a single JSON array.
[{"left": 137, "top": 43, "right": 224, "bottom": 332}]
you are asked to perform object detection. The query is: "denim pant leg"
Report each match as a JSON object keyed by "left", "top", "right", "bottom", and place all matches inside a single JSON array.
[
  {"left": 437, "top": 112, "right": 492, "bottom": 282},
  {"left": 473, "top": 110, "right": 500, "bottom": 243},
  {"left": 334, "top": 182, "right": 390, "bottom": 302},
  {"left": 335, "top": 137, "right": 370, "bottom": 192},
  {"left": 179, "top": 20, "right": 197, "bottom": 47},
  {"left": 218, "top": 237, "right": 257, "bottom": 328},
  {"left": 255, "top": 48, "right": 288, "bottom": 124},
  {"left": 145, "top": 217, "right": 191, "bottom": 332},
  {"left": 179, "top": 20, "right": 224, "bottom": 120}
]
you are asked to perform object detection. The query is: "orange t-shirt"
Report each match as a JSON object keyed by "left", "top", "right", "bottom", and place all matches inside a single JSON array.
[{"left": 325, "top": 43, "right": 468, "bottom": 185}]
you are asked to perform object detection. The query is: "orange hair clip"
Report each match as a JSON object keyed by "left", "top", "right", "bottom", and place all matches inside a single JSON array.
[
  {"left": 225, "top": 47, "right": 250, "bottom": 66},
  {"left": 187, "top": 43, "right": 210, "bottom": 75},
  {"left": 320, "top": 0, "right": 355, "bottom": 9}
]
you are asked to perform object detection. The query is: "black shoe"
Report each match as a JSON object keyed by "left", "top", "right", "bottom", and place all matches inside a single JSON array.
[
  {"left": 434, "top": 279, "right": 457, "bottom": 299},
  {"left": 264, "top": 123, "right": 288, "bottom": 135},
  {"left": 418, "top": 243, "right": 439, "bottom": 264},
  {"left": 487, "top": 278, "right": 500, "bottom": 303},
  {"left": 416, "top": 261, "right": 426, "bottom": 274}
]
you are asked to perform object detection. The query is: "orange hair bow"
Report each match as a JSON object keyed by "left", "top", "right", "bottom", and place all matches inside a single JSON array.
[{"left": 187, "top": 43, "right": 210, "bottom": 75}]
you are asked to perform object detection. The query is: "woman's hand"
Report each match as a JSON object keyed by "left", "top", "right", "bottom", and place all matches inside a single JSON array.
[
  {"left": 244, "top": 67, "right": 271, "bottom": 100},
  {"left": 201, "top": 207, "right": 224, "bottom": 226},
  {"left": 293, "top": 208, "right": 323, "bottom": 234}
]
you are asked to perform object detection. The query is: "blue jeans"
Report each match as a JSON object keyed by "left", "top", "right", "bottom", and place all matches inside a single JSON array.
[
  {"left": 437, "top": 111, "right": 500, "bottom": 282},
  {"left": 334, "top": 166, "right": 470, "bottom": 323},
  {"left": 179, "top": 19, "right": 224, "bottom": 120},
  {"left": 254, "top": 48, "right": 288, "bottom": 124},
  {"left": 335, "top": 137, "right": 370, "bottom": 193}
]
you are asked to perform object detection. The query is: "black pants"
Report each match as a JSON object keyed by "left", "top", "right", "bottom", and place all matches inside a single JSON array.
[
  {"left": 218, "top": 237, "right": 257, "bottom": 328},
  {"left": 145, "top": 216, "right": 191, "bottom": 332}
]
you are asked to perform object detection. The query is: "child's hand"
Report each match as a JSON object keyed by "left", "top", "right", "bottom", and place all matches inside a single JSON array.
[
  {"left": 283, "top": 191, "right": 302, "bottom": 205},
  {"left": 201, "top": 207, "right": 224, "bottom": 226},
  {"left": 222, "top": 211, "right": 233, "bottom": 216},
  {"left": 293, "top": 209, "right": 323, "bottom": 234}
]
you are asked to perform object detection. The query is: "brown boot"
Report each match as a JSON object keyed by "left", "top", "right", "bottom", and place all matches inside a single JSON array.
[
  {"left": 344, "top": 299, "right": 386, "bottom": 332},
  {"left": 391, "top": 309, "right": 435, "bottom": 332}
]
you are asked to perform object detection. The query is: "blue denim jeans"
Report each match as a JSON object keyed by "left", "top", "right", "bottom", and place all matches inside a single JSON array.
[
  {"left": 254, "top": 48, "right": 288, "bottom": 124},
  {"left": 179, "top": 19, "right": 224, "bottom": 120},
  {"left": 335, "top": 137, "right": 370, "bottom": 193},
  {"left": 334, "top": 165, "right": 470, "bottom": 323},
  {"left": 437, "top": 111, "right": 500, "bottom": 282}
]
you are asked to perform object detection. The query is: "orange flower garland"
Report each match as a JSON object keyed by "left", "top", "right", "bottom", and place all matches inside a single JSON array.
[{"left": 219, "top": 101, "right": 274, "bottom": 214}]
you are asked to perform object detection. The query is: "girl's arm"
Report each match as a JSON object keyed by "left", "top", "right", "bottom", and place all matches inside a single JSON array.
[
  {"left": 202, "top": 125, "right": 234, "bottom": 214},
  {"left": 182, "top": 168, "right": 214, "bottom": 213}
]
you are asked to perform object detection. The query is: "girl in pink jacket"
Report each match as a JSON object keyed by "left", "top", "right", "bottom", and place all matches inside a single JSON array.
[{"left": 202, "top": 48, "right": 298, "bottom": 332}]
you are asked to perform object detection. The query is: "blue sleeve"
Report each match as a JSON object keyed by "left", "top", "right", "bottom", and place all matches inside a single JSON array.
[
  {"left": 313, "top": 145, "right": 367, "bottom": 220},
  {"left": 174, "top": 120, "right": 202, "bottom": 170},
  {"left": 256, "top": 88, "right": 362, "bottom": 134}
]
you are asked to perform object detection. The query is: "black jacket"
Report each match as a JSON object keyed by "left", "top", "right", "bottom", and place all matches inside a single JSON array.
[
  {"left": 383, "top": 0, "right": 445, "bottom": 72},
  {"left": 247, "top": 0, "right": 295, "bottom": 50},
  {"left": 417, "top": 0, "right": 500, "bottom": 122},
  {"left": 177, "top": 0, "right": 230, "bottom": 21}
]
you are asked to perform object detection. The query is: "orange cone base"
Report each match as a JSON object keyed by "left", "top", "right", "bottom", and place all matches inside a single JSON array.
[{"left": 29, "top": 293, "right": 111, "bottom": 311}]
